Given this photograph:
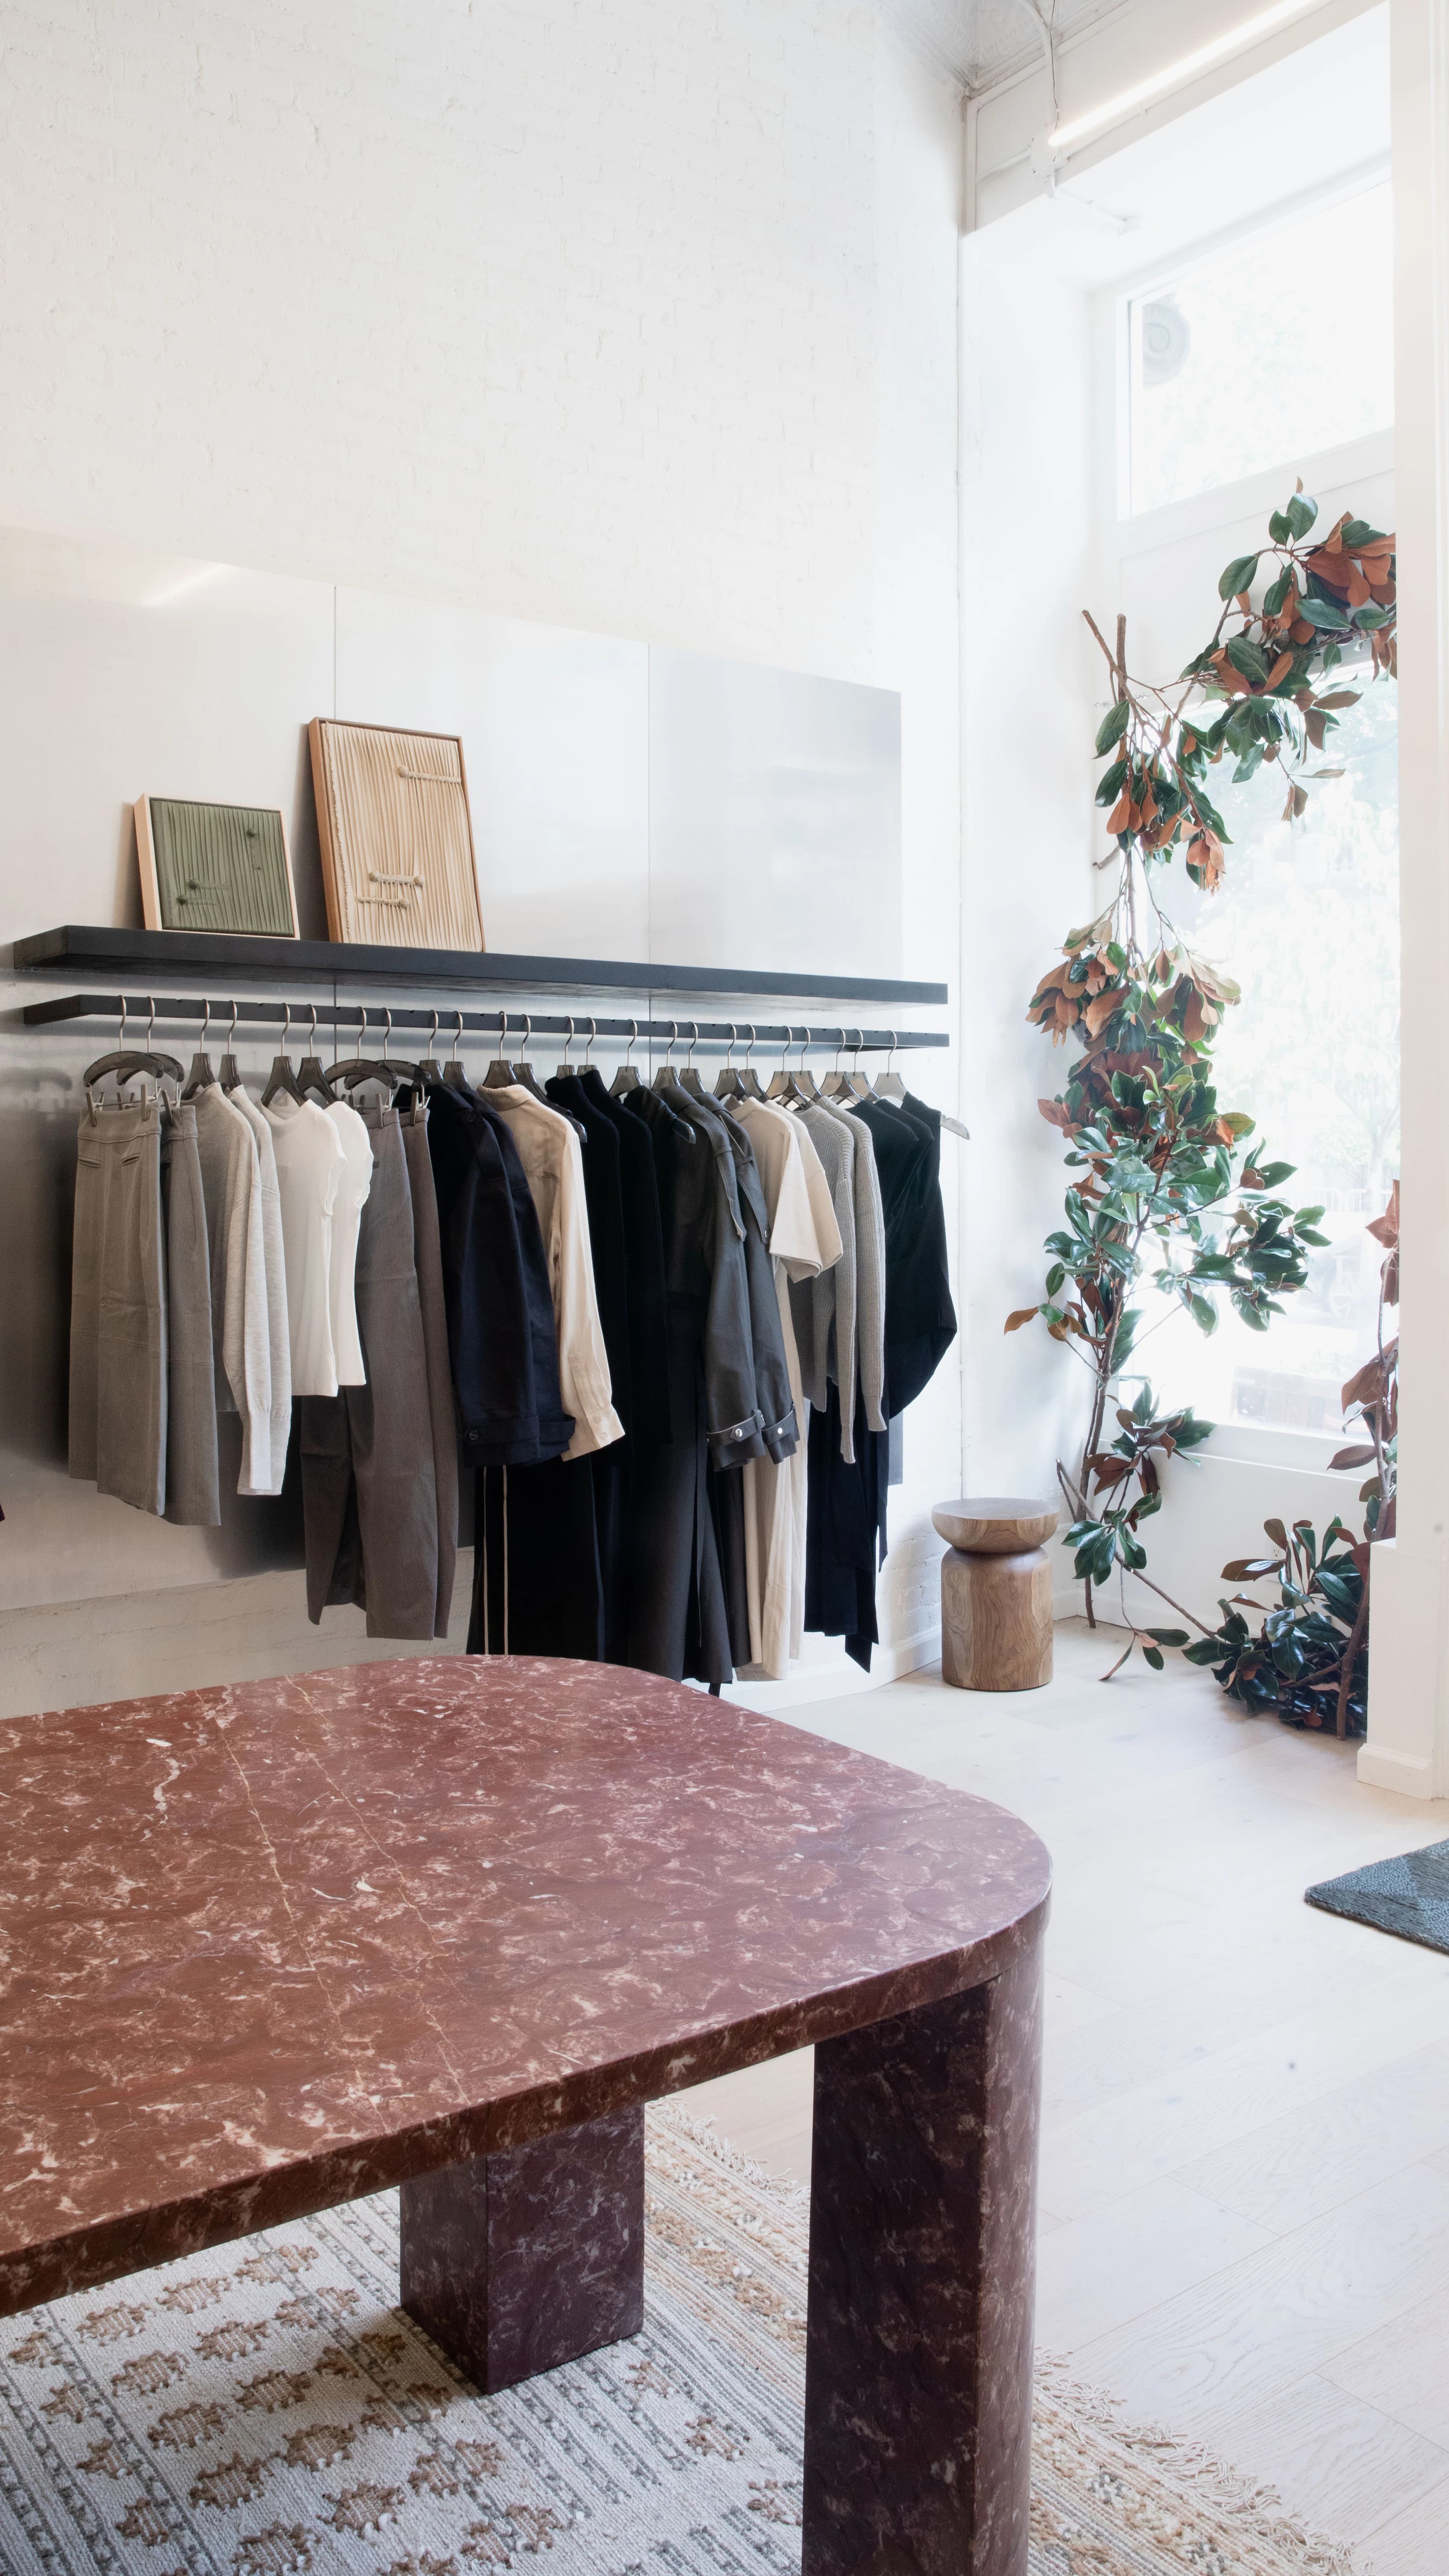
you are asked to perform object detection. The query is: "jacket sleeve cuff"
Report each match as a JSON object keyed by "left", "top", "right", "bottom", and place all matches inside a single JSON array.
[
  {"left": 760, "top": 1406, "right": 799, "bottom": 1464},
  {"left": 708, "top": 1409, "right": 766, "bottom": 1470}
]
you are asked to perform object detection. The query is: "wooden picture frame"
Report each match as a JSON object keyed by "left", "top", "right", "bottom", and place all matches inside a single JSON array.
[
  {"left": 135, "top": 796, "right": 299, "bottom": 939},
  {"left": 308, "top": 718, "right": 485, "bottom": 952}
]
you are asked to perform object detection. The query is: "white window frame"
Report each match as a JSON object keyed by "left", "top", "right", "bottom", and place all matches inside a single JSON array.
[
  {"left": 1106, "top": 154, "right": 1393, "bottom": 524},
  {"left": 1087, "top": 243, "right": 1396, "bottom": 1477}
]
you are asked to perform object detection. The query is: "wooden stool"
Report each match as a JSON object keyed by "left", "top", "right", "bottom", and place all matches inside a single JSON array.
[{"left": 932, "top": 1497, "right": 1059, "bottom": 1692}]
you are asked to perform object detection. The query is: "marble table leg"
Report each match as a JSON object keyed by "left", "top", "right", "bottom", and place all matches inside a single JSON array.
[
  {"left": 399, "top": 2103, "right": 645, "bottom": 2395},
  {"left": 801, "top": 1943, "right": 1043, "bottom": 2576}
]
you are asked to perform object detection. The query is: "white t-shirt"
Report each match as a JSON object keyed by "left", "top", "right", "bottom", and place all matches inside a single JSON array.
[
  {"left": 325, "top": 1099, "right": 373, "bottom": 1388},
  {"left": 260, "top": 1097, "right": 347, "bottom": 1398},
  {"left": 225, "top": 1085, "right": 293, "bottom": 1493}
]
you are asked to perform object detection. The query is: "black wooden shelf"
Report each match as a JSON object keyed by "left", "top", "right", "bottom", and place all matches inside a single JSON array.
[{"left": 13, "top": 925, "right": 948, "bottom": 1010}]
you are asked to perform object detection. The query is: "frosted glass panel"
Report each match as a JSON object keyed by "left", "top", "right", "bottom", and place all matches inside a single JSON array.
[
  {"left": 646, "top": 649, "right": 901, "bottom": 979},
  {"left": 335, "top": 591, "right": 649, "bottom": 959}
]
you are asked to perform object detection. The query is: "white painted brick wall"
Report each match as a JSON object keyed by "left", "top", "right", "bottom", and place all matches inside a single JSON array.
[
  {"left": 0, "top": 0, "right": 955, "bottom": 688},
  {"left": 0, "top": 0, "right": 965, "bottom": 1694}
]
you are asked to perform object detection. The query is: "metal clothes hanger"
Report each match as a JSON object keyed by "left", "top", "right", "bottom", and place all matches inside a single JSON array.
[
  {"left": 652, "top": 1021, "right": 680, "bottom": 1091},
  {"left": 819, "top": 1026, "right": 853, "bottom": 1103},
  {"left": 219, "top": 999, "right": 244, "bottom": 1092},
  {"left": 481, "top": 1011, "right": 515, "bottom": 1092},
  {"left": 510, "top": 1015, "right": 550, "bottom": 1104},
  {"left": 296, "top": 1000, "right": 334, "bottom": 1104},
  {"left": 328, "top": 1005, "right": 418, "bottom": 1095},
  {"left": 439, "top": 1009, "right": 468, "bottom": 1091},
  {"left": 873, "top": 1029, "right": 908, "bottom": 1104},
  {"left": 82, "top": 994, "right": 184, "bottom": 1110},
  {"left": 714, "top": 1023, "right": 742, "bottom": 1101},
  {"left": 845, "top": 1029, "right": 872, "bottom": 1101},
  {"left": 793, "top": 1030, "right": 820, "bottom": 1103},
  {"left": 553, "top": 1016, "right": 577, "bottom": 1081},
  {"left": 766, "top": 1025, "right": 808, "bottom": 1108},
  {"left": 735, "top": 1023, "right": 765, "bottom": 1101},
  {"left": 262, "top": 1000, "right": 308, "bottom": 1105},
  {"left": 677, "top": 1021, "right": 707, "bottom": 1099},
  {"left": 179, "top": 998, "right": 217, "bottom": 1100},
  {"left": 609, "top": 1019, "right": 642, "bottom": 1095}
]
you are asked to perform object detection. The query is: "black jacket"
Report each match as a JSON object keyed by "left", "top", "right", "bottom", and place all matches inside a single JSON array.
[
  {"left": 423, "top": 1080, "right": 573, "bottom": 1466},
  {"left": 576, "top": 1067, "right": 673, "bottom": 1447}
]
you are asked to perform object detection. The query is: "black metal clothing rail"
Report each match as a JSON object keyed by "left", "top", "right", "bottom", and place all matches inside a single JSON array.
[{"left": 23, "top": 991, "right": 948, "bottom": 1055}]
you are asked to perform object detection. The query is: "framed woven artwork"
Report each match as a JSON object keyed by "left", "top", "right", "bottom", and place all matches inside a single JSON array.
[
  {"left": 135, "top": 797, "right": 299, "bottom": 938},
  {"left": 308, "top": 718, "right": 485, "bottom": 951}
]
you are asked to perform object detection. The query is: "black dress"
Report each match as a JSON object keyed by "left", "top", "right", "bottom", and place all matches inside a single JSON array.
[
  {"left": 852, "top": 1093, "right": 957, "bottom": 1419},
  {"left": 619, "top": 1087, "right": 736, "bottom": 1689}
]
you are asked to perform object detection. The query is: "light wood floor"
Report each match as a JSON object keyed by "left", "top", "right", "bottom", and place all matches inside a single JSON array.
[{"left": 687, "top": 1619, "right": 1449, "bottom": 2572}]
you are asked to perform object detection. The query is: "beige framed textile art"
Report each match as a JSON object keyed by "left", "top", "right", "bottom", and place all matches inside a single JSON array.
[
  {"left": 308, "top": 718, "right": 485, "bottom": 951},
  {"left": 135, "top": 797, "right": 299, "bottom": 938}
]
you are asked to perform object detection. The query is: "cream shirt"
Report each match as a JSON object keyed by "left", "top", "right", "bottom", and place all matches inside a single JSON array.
[
  {"left": 325, "top": 1098, "right": 373, "bottom": 1388},
  {"left": 189, "top": 1085, "right": 272, "bottom": 1498},
  {"left": 735, "top": 1099, "right": 841, "bottom": 1679},
  {"left": 260, "top": 1096, "right": 347, "bottom": 1399},
  {"left": 486, "top": 1086, "right": 623, "bottom": 1460}
]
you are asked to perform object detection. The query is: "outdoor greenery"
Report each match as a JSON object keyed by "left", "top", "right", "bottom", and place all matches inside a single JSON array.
[{"left": 1009, "top": 488, "right": 1397, "bottom": 1677}]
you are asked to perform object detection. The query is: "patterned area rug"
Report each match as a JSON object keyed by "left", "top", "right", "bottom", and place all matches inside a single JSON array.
[
  {"left": 1306, "top": 1837, "right": 1449, "bottom": 1953},
  {"left": 0, "top": 2104, "right": 1354, "bottom": 2576}
]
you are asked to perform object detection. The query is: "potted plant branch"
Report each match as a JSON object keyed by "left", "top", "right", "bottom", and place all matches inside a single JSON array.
[
  {"left": 1185, "top": 1186, "right": 1398, "bottom": 1737},
  {"left": 1008, "top": 491, "right": 1396, "bottom": 1677}
]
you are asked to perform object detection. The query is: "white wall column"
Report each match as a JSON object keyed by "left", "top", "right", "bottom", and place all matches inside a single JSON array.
[{"left": 1360, "top": 0, "right": 1449, "bottom": 1800}]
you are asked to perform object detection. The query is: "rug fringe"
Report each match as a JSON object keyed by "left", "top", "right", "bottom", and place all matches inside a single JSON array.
[
  {"left": 649, "top": 2098, "right": 811, "bottom": 2213},
  {"left": 1035, "top": 2355, "right": 1364, "bottom": 2575}
]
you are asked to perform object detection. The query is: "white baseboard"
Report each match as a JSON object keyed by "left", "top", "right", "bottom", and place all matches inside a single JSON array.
[
  {"left": 723, "top": 1626, "right": 941, "bottom": 1713},
  {"left": 1356, "top": 1741, "right": 1449, "bottom": 1802}
]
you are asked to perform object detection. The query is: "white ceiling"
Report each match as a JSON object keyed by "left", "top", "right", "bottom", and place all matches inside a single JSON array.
[
  {"left": 873, "top": 0, "right": 1120, "bottom": 94},
  {"left": 982, "top": 3, "right": 1388, "bottom": 286}
]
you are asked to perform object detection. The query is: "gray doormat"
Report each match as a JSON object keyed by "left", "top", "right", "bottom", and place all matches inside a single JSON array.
[{"left": 1306, "top": 1837, "right": 1449, "bottom": 1951}]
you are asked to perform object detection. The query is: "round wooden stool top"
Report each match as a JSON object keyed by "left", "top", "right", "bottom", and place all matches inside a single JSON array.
[{"left": 932, "top": 1497, "right": 1059, "bottom": 1555}]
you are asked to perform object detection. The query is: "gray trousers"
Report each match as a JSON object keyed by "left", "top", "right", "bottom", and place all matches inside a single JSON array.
[
  {"left": 402, "top": 1101, "right": 459, "bottom": 1638},
  {"left": 161, "top": 1101, "right": 221, "bottom": 1527},
  {"left": 68, "top": 1099, "right": 167, "bottom": 1516},
  {"left": 301, "top": 1106, "right": 440, "bottom": 1640}
]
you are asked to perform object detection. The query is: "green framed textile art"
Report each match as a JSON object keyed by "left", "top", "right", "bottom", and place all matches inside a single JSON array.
[{"left": 135, "top": 796, "right": 299, "bottom": 938}]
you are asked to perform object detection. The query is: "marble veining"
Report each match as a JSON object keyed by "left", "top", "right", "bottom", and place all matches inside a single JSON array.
[{"left": 0, "top": 1657, "right": 1050, "bottom": 2314}]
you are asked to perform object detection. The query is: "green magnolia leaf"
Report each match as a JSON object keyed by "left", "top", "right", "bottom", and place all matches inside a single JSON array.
[
  {"left": 1146, "top": 1627, "right": 1190, "bottom": 1646},
  {"left": 1297, "top": 595, "right": 1350, "bottom": 630},
  {"left": 1285, "top": 491, "right": 1318, "bottom": 539},
  {"left": 1095, "top": 755, "right": 1130, "bottom": 809},
  {"left": 1143, "top": 1646, "right": 1164, "bottom": 1670},
  {"left": 1219, "top": 553, "right": 1261, "bottom": 601},
  {"left": 1095, "top": 699, "right": 1131, "bottom": 755},
  {"left": 1226, "top": 634, "right": 1270, "bottom": 685}
]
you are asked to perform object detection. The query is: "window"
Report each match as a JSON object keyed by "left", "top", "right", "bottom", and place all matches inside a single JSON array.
[
  {"left": 1138, "top": 678, "right": 1399, "bottom": 1440},
  {"left": 1126, "top": 179, "right": 1394, "bottom": 516}
]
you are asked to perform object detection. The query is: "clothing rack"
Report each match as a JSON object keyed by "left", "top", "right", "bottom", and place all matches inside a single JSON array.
[{"left": 22, "top": 992, "right": 949, "bottom": 1056}]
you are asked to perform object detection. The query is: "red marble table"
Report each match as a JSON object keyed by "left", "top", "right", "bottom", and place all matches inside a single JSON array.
[{"left": 0, "top": 1658, "right": 1051, "bottom": 2576}]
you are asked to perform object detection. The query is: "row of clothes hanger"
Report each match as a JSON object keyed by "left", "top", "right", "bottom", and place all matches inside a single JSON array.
[{"left": 82, "top": 1002, "right": 969, "bottom": 1140}]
